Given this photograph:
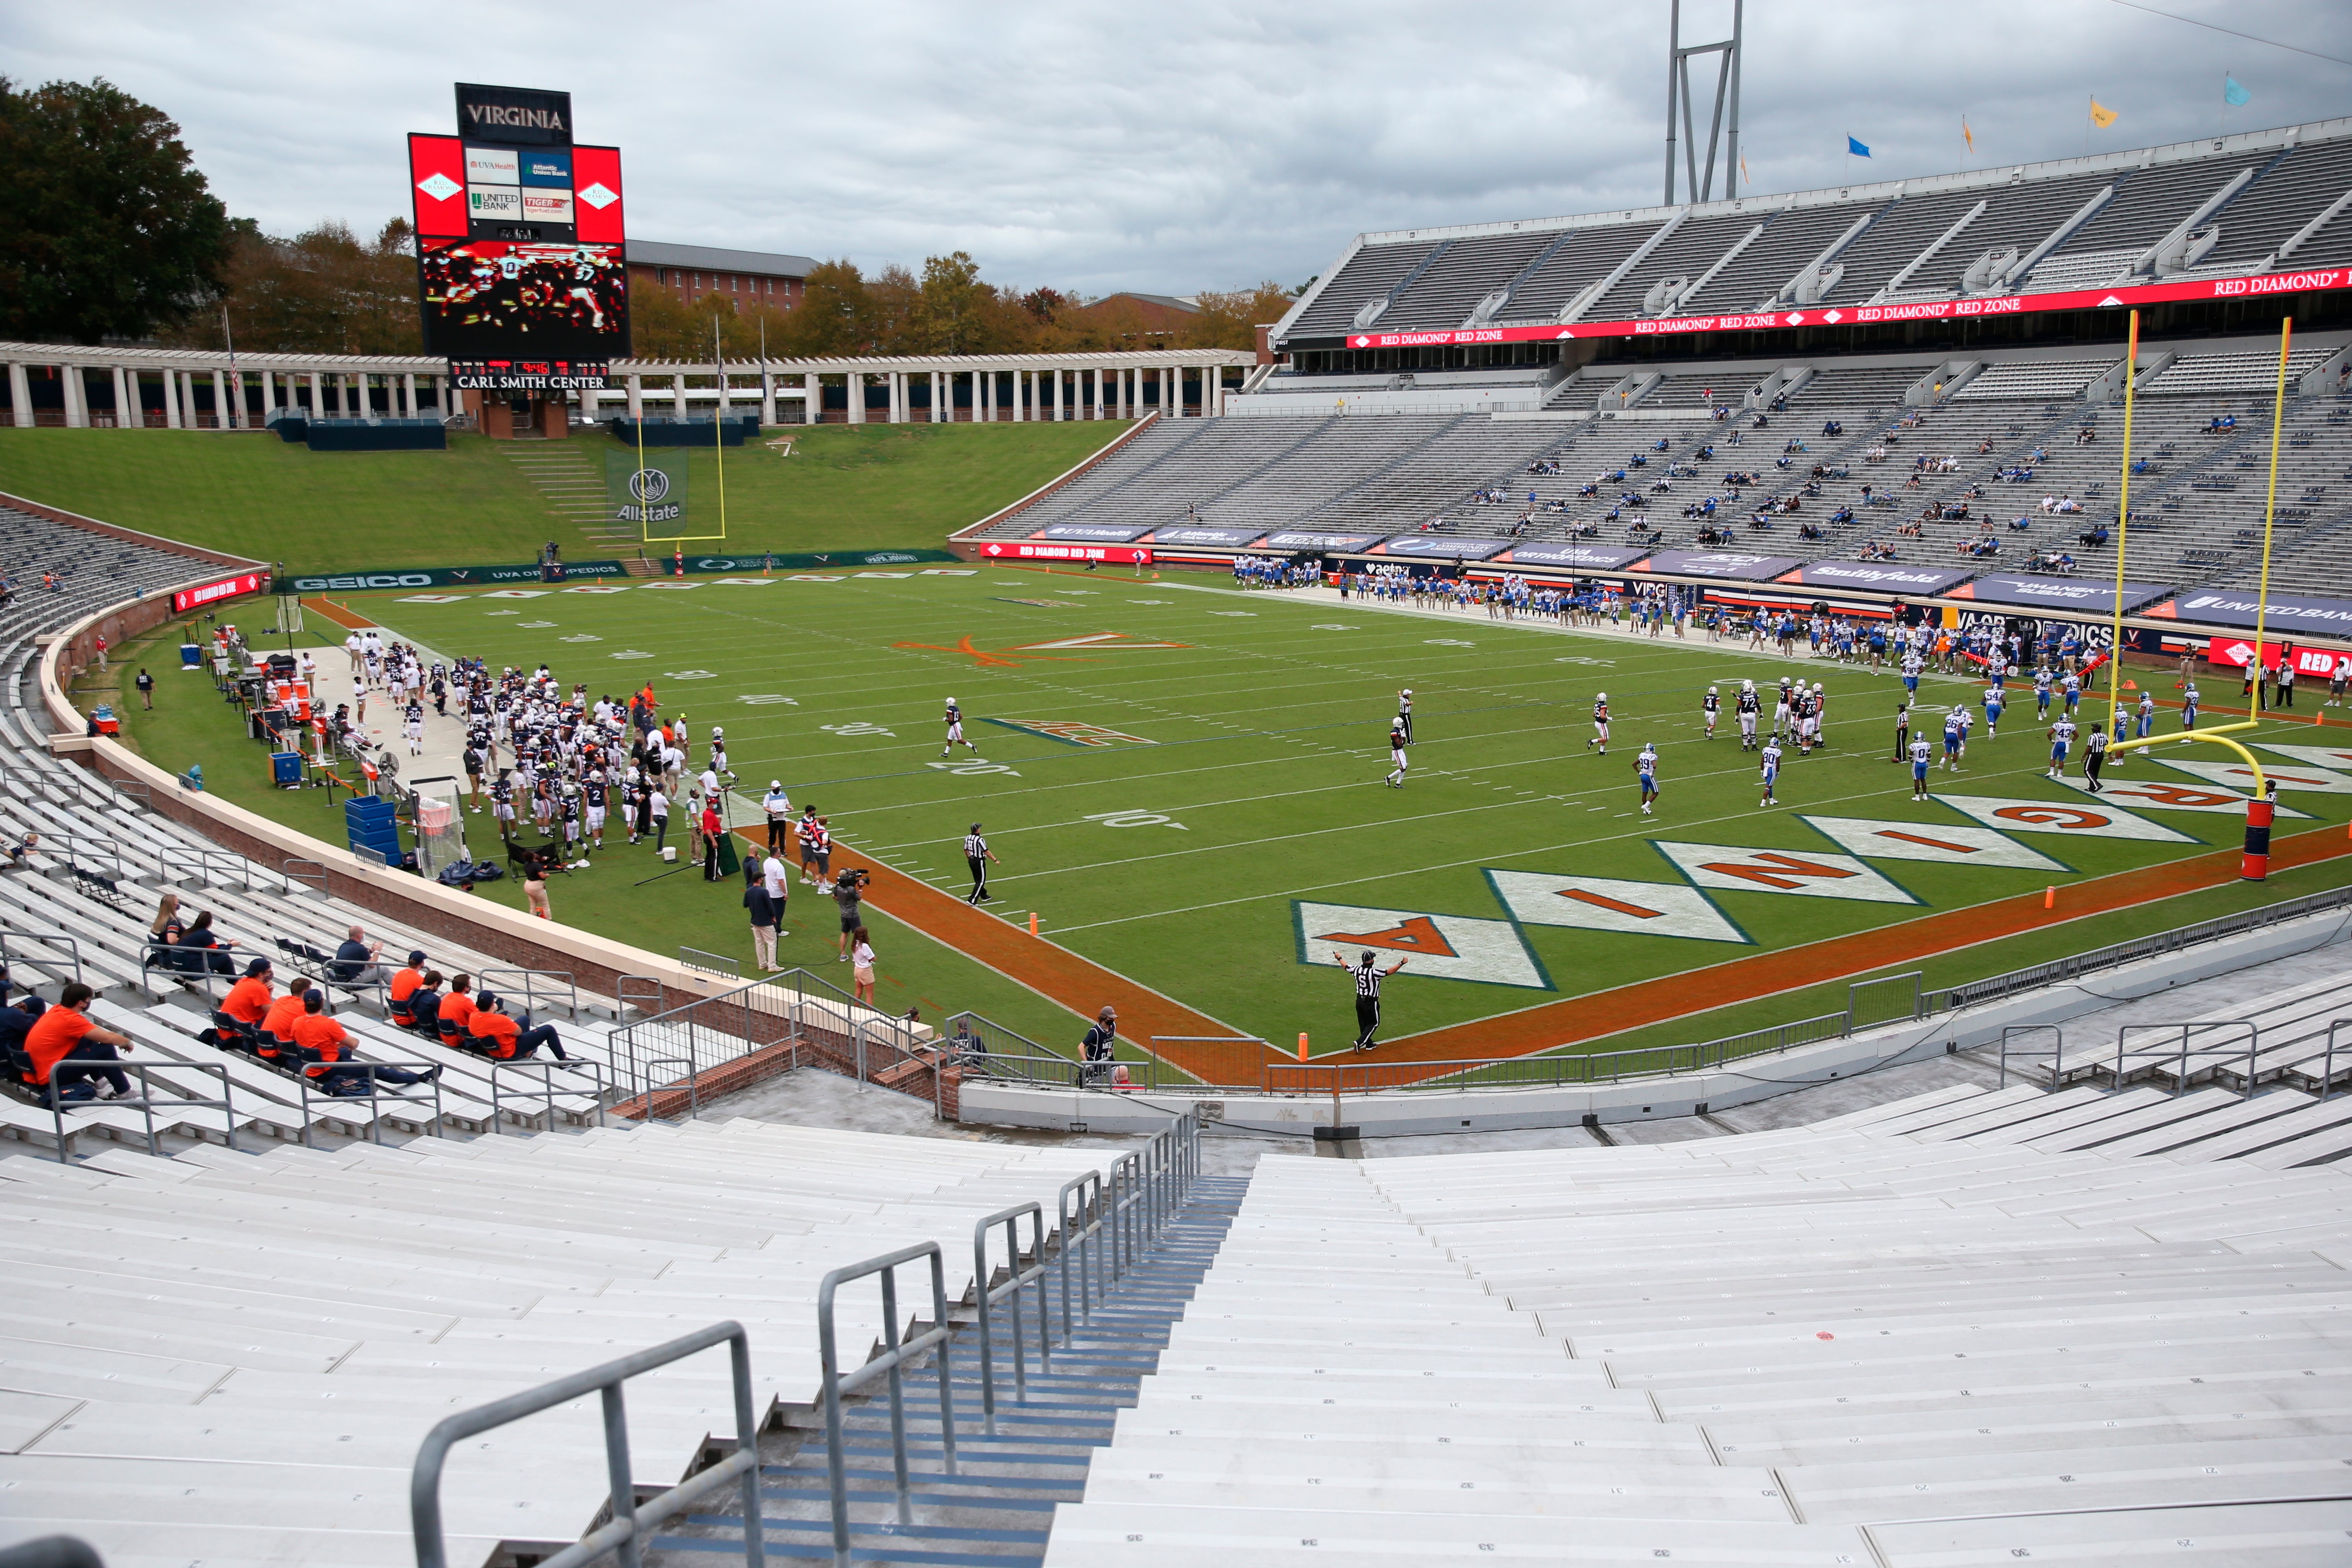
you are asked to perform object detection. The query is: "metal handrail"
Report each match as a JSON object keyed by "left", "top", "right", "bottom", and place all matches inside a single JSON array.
[
  {"left": 491, "top": 1058, "right": 608, "bottom": 1133},
  {"left": 477, "top": 965, "right": 583, "bottom": 1022},
  {"left": 281, "top": 858, "right": 328, "bottom": 895},
  {"left": 679, "top": 945, "right": 740, "bottom": 979},
  {"left": 638, "top": 1055, "right": 700, "bottom": 1122},
  {"left": 971, "top": 1201, "right": 1049, "bottom": 1435},
  {"left": 0, "top": 928, "right": 83, "bottom": 986},
  {"left": 1056, "top": 1171, "right": 1104, "bottom": 1334},
  {"left": 1999, "top": 1024, "right": 2062, "bottom": 1089},
  {"left": 616, "top": 974, "right": 665, "bottom": 1020},
  {"left": 816, "top": 1243, "right": 958, "bottom": 1568},
  {"left": 294, "top": 1059, "right": 445, "bottom": 1145},
  {"left": 42, "top": 1059, "right": 238, "bottom": 1165},
  {"left": 2114, "top": 1019, "right": 2256, "bottom": 1096},
  {"left": 410, "top": 1320, "right": 766, "bottom": 1568},
  {"left": 2325, "top": 1020, "right": 2352, "bottom": 1102}
]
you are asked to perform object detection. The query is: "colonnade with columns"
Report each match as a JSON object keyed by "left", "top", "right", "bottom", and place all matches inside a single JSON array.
[
  {"left": 603, "top": 357, "right": 1250, "bottom": 426},
  {"left": 0, "top": 349, "right": 448, "bottom": 430},
  {"left": 0, "top": 344, "right": 1257, "bottom": 433}
]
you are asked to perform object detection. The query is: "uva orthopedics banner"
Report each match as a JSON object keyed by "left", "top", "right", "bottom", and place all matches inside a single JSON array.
[{"left": 1331, "top": 265, "right": 2352, "bottom": 351}]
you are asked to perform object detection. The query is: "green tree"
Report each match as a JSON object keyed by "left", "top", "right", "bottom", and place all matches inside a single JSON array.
[
  {"left": 774, "top": 259, "right": 875, "bottom": 356},
  {"left": 914, "top": 250, "right": 990, "bottom": 353},
  {"left": 0, "top": 77, "right": 230, "bottom": 343}
]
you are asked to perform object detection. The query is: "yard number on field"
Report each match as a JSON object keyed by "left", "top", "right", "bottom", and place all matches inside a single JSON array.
[
  {"left": 821, "top": 720, "right": 896, "bottom": 738},
  {"left": 1086, "top": 808, "right": 1187, "bottom": 830},
  {"left": 737, "top": 694, "right": 798, "bottom": 706},
  {"left": 928, "top": 759, "right": 1021, "bottom": 777}
]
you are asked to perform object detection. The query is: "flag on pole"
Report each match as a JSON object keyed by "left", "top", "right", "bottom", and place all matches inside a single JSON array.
[
  {"left": 2223, "top": 75, "right": 2250, "bottom": 107},
  {"left": 1739, "top": 154, "right": 1751, "bottom": 186},
  {"left": 1961, "top": 117, "right": 1975, "bottom": 153},
  {"left": 1847, "top": 135, "right": 1872, "bottom": 157},
  {"left": 2089, "top": 98, "right": 2119, "bottom": 128}
]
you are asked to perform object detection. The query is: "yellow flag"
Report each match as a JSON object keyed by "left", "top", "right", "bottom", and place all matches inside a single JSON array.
[
  {"left": 2089, "top": 98, "right": 2118, "bottom": 128},
  {"left": 1961, "top": 117, "right": 1975, "bottom": 152},
  {"left": 1740, "top": 154, "right": 1751, "bottom": 186}
]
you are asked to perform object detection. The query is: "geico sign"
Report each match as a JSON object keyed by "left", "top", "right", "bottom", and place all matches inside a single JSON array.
[{"left": 290, "top": 573, "right": 435, "bottom": 591}]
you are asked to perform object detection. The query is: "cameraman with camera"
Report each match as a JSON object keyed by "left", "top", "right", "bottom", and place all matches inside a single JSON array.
[{"left": 833, "top": 866, "right": 871, "bottom": 964}]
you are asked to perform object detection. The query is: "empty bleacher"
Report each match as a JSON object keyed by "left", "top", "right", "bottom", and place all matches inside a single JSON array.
[
  {"left": 0, "top": 1121, "right": 1116, "bottom": 1564},
  {"left": 1044, "top": 1076, "right": 2352, "bottom": 1563}
]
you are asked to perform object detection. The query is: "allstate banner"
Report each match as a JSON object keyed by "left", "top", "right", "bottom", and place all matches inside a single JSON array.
[{"left": 607, "top": 449, "right": 689, "bottom": 532}]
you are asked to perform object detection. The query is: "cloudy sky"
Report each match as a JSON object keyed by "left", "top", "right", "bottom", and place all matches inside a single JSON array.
[{"left": 9, "top": 1, "right": 2351, "bottom": 296}]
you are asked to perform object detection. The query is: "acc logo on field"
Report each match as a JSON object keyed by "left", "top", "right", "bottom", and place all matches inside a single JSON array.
[
  {"left": 1933, "top": 794, "right": 2194, "bottom": 843},
  {"left": 1799, "top": 816, "right": 2067, "bottom": 872},
  {"left": 1652, "top": 841, "right": 1919, "bottom": 904},
  {"left": 628, "top": 468, "right": 671, "bottom": 504},
  {"left": 1293, "top": 903, "right": 1550, "bottom": 989},
  {"left": 1485, "top": 871, "right": 1748, "bottom": 944}
]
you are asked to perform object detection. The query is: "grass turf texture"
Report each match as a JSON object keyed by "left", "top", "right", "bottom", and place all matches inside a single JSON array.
[
  {"left": 0, "top": 422, "right": 1125, "bottom": 573},
  {"left": 109, "top": 568, "right": 2349, "bottom": 1066}
]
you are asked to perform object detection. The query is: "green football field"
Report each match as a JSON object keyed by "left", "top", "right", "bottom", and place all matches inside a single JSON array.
[{"left": 277, "top": 566, "right": 2352, "bottom": 1057}]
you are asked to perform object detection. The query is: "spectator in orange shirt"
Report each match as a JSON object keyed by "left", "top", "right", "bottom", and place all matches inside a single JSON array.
[
  {"left": 257, "top": 977, "right": 314, "bottom": 1061},
  {"left": 22, "top": 983, "right": 132, "bottom": 1101},
  {"left": 290, "top": 990, "right": 436, "bottom": 1096},
  {"left": 215, "top": 958, "right": 274, "bottom": 1046},
  {"left": 387, "top": 951, "right": 428, "bottom": 1026},
  {"left": 433, "top": 974, "right": 476, "bottom": 1046},
  {"left": 466, "top": 991, "right": 572, "bottom": 1062}
]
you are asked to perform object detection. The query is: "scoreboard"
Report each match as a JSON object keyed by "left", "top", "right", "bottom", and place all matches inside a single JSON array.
[{"left": 407, "top": 83, "right": 628, "bottom": 378}]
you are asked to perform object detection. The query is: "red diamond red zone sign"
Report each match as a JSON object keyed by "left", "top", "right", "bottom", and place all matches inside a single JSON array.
[
  {"left": 980, "top": 542, "right": 1153, "bottom": 564},
  {"left": 172, "top": 572, "right": 265, "bottom": 614},
  {"left": 1338, "top": 266, "right": 2352, "bottom": 350}
]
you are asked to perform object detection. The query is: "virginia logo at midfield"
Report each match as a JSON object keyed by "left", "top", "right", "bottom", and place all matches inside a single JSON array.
[{"left": 892, "top": 631, "right": 1194, "bottom": 667}]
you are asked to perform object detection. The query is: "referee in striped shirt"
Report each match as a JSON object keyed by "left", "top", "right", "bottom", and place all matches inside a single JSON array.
[
  {"left": 964, "top": 823, "right": 999, "bottom": 904},
  {"left": 1333, "top": 948, "right": 1408, "bottom": 1051}
]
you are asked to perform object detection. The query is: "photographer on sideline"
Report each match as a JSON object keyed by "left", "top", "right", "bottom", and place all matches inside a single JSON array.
[{"left": 833, "top": 865, "right": 870, "bottom": 964}]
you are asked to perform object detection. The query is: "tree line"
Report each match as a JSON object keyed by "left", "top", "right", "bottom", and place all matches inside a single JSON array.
[{"left": 0, "top": 76, "right": 1290, "bottom": 359}]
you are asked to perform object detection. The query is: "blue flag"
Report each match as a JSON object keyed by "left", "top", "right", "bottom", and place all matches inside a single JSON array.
[
  {"left": 2224, "top": 75, "right": 2250, "bottom": 107},
  {"left": 1847, "top": 135, "right": 1872, "bottom": 157}
]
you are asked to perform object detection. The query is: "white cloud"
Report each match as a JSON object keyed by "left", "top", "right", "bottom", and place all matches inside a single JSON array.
[{"left": 9, "top": 0, "right": 2349, "bottom": 294}]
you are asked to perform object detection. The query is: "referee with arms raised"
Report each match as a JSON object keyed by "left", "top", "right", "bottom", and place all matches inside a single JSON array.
[
  {"left": 1333, "top": 947, "right": 1408, "bottom": 1051},
  {"left": 964, "top": 822, "right": 999, "bottom": 904}
]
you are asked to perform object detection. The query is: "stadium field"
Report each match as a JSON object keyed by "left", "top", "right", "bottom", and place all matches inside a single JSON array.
[
  {"left": 0, "top": 421, "right": 1124, "bottom": 571},
  {"left": 253, "top": 564, "right": 2352, "bottom": 1073}
]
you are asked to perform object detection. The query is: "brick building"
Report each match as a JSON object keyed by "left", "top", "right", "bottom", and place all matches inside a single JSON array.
[{"left": 624, "top": 240, "right": 817, "bottom": 313}]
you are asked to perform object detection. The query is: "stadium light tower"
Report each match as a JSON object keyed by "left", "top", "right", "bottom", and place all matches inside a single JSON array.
[{"left": 1665, "top": 0, "right": 1743, "bottom": 206}]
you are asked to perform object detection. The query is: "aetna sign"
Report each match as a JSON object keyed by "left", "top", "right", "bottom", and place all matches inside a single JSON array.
[{"left": 455, "top": 83, "right": 571, "bottom": 145}]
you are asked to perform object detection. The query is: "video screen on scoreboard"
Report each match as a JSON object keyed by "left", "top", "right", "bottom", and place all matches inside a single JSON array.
[{"left": 416, "top": 238, "right": 631, "bottom": 360}]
